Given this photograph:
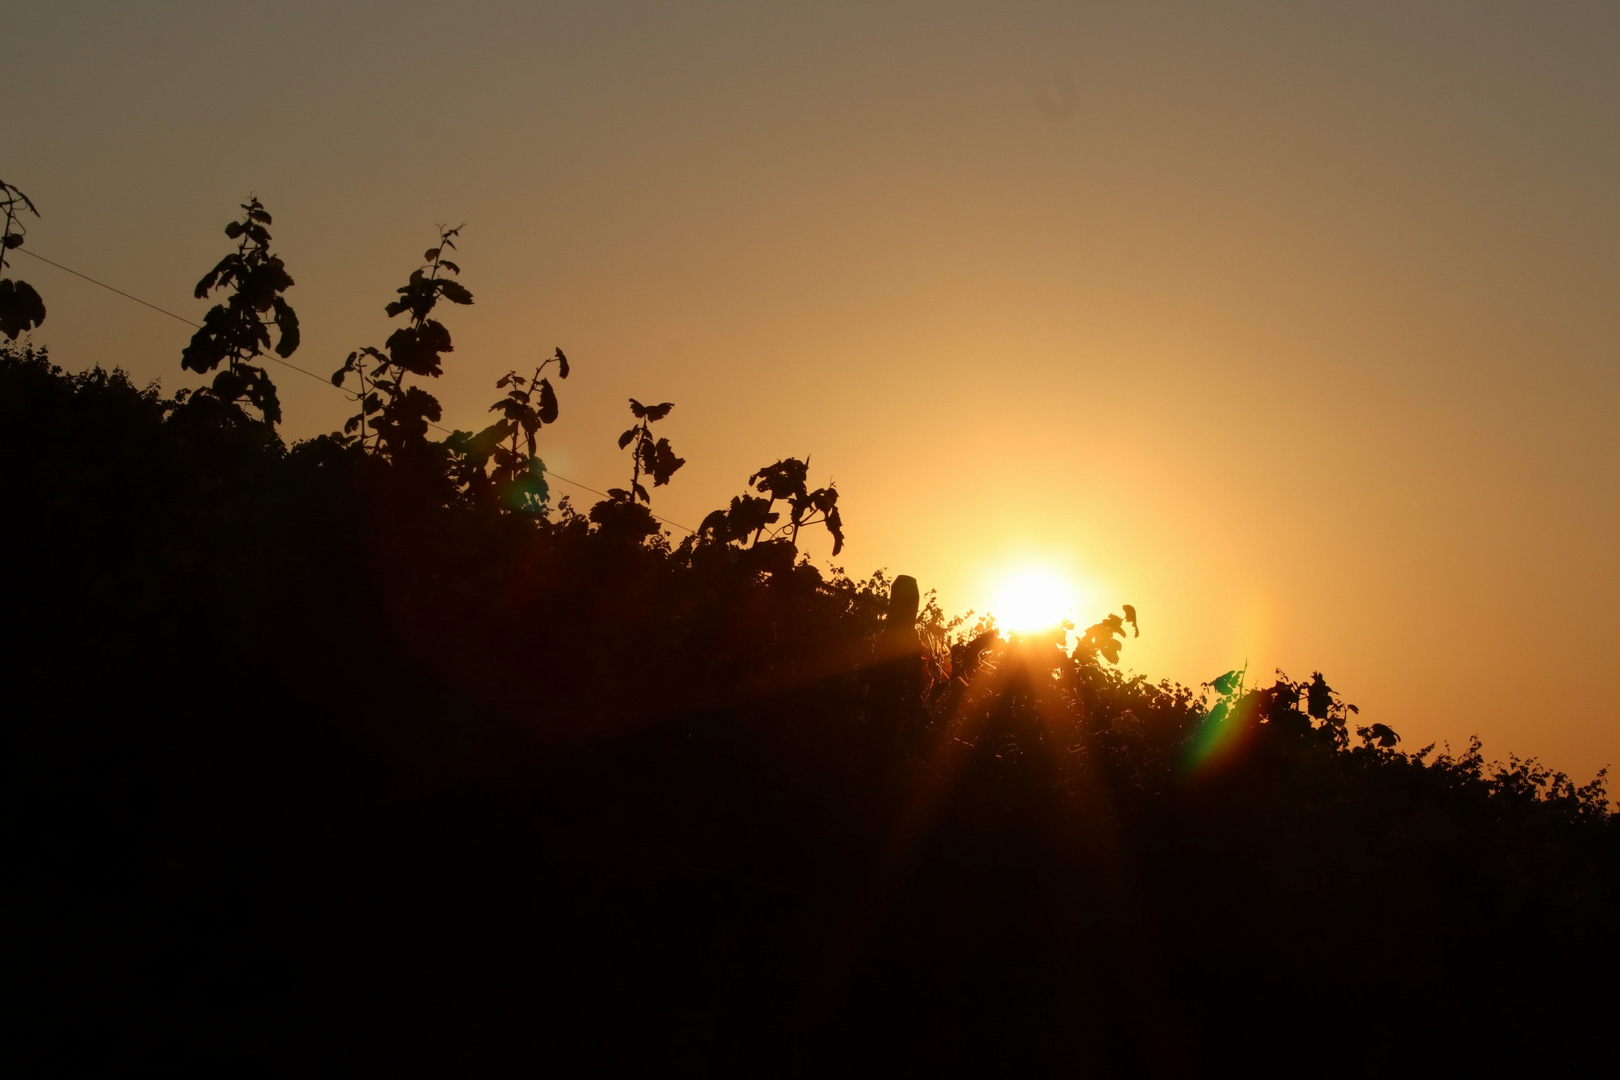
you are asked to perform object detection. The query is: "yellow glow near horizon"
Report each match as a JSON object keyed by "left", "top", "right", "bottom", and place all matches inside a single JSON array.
[{"left": 989, "top": 566, "right": 1081, "bottom": 635}]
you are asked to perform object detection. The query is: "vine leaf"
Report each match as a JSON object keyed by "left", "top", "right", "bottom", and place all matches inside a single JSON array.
[
  {"left": 538, "top": 379, "right": 558, "bottom": 425},
  {"left": 0, "top": 280, "right": 46, "bottom": 341}
]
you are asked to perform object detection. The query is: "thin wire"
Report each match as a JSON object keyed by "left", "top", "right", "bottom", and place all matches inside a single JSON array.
[
  {"left": 18, "top": 246, "right": 696, "bottom": 534},
  {"left": 18, "top": 247, "right": 356, "bottom": 397},
  {"left": 20, "top": 248, "right": 197, "bottom": 327}
]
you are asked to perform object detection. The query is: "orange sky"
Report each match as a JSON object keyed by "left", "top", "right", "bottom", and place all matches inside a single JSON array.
[{"left": 7, "top": 2, "right": 1617, "bottom": 779}]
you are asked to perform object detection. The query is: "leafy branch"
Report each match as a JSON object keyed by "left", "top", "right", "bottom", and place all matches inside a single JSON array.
[
  {"left": 1193, "top": 666, "right": 1365, "bottom": 751},
  {"left": 449, "top": 349, "right": 571, "bottom": 514},
  {"left": 1070, "top": 604, "right": 1138, "bottom": 665},
  {"left": 697, "top": 457, "right": 844, "bottom": 556},
  {"left": 488, "top": 350, "right": 567, "bottom": 478},
  {"left": 332, "top": 225, "right": 471, "bottom": 456},
  {"left": 179, "top": 196, "right": 298, "bottom": 425},
  {"left": 609, "top": 398, "right": 684, "bottom": 505},
  {"left": 0, "top": 179, "right": 45, "bottom": 341}
]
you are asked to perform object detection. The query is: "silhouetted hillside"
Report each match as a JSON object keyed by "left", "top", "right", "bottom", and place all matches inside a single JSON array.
[{"left": 2, "top": 342, "right": 1615, "bottom": 1074}]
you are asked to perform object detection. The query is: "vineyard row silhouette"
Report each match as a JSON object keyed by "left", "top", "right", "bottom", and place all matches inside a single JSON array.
[{"left": 3, "top": 186, "right": 1614, "bottom": 1072}]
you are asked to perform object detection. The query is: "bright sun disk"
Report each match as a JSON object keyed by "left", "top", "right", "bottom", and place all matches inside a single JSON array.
[{"left": 990, "top": 566, "right": 1079, "bottom": 634}]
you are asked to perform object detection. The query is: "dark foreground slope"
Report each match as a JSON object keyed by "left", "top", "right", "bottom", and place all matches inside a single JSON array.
[{"left": 2, "top": 347, "right": 1615, "bottom": 1074}]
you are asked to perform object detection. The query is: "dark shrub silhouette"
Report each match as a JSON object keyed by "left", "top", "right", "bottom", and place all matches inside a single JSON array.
[{"left": 2, "top": 223, "right": 1615, "bottom": 1073}]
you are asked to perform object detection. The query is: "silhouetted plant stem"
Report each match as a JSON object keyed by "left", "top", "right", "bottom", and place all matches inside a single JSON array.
[
  {"left": 179, "top": 196, "right": 299, "bottom": 424},
  {"left": 332, "top": 224, "right": 470, "bottom": 457},
  {"left": 610, "top": 399, "right": 683, "bottom": 506},
  {"left": 0, "top": 180, "right": 47, "bottom": 341}
]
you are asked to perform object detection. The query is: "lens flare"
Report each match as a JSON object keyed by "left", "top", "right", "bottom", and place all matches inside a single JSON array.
[
  {"left": 989, "top": 566, "right": 1079, "bottom": 634},
  {"left": 1183, "top": 697, "right": 1254, "bottom": 773}
]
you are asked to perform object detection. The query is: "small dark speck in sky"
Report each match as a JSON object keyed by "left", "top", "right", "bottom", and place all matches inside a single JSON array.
[{"left": 1036, "top": 69, "right": 1079, "bottom": 122}]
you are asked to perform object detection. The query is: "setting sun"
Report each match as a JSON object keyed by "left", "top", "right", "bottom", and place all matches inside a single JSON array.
[
  {"left": 989, "top": 566, "right": 1081, "bottom": 634},
  {"left": 10, "top": 4, "right": 1620, "bottom": 1070}
]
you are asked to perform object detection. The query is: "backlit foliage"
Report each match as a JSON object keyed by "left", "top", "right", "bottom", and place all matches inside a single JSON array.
[
  {"left": 698, "top": 456, "right": 844, "bottom": 556},
  {"left": 610, "top": 397, "right": 685, "bottom": 504},
  {"left": 3, "top": 188, "right": 1615, "bottom": 1074},
  {"left": 331, "top": 226, "right": 471, "bottom": 456},
  {"left": 180, "top": 196, "right": 299, "bottom": 425},
  {"left": 0, "top": 179, "right": 45, "bottom": 341}
]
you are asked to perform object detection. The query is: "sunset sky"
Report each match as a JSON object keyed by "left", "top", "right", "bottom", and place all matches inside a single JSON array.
[{"left": 8, "top": 2, "right": 1617, "bottom": 778}]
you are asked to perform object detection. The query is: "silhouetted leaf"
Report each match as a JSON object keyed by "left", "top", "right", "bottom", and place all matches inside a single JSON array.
[
  {"left": 724, "top": 494, "right": 779, "bottom": 539},
  {"left": 332, "top": 355, "right": 355, "bottom": 386},
  {"left": 0, "top": 279, "right": 47, "bottom": 340},
  {"left": 385, "top": 320, "right": 453, "bottom": 377},
  {"left": 272, "top": 297, "right": 300, "bottom": 357},
  {"left": 699, "top": 508, "right": 731, "bottom": 538},
  {"left": 555, "top": 347, "right": 569, "bottom": 378},
  {"left": 649, "top": 437, "right": 685, "bottom": 485},
  {"left": 538, "top": 378, "right": 558, "bottom": 425},
  {"left": 1307, "top": 672, "right": 1333, "bottom": 720},
  {"left": 194, "top": 260, "right": 226, "bottom": 298},
  {"left": 751, "top": 458, "right": 809, "bottom": 502}
]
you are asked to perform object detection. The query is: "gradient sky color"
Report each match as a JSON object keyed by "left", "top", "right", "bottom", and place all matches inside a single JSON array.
[{"left": 7, "top": 1, "right": 1617, "bottom": 778}]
